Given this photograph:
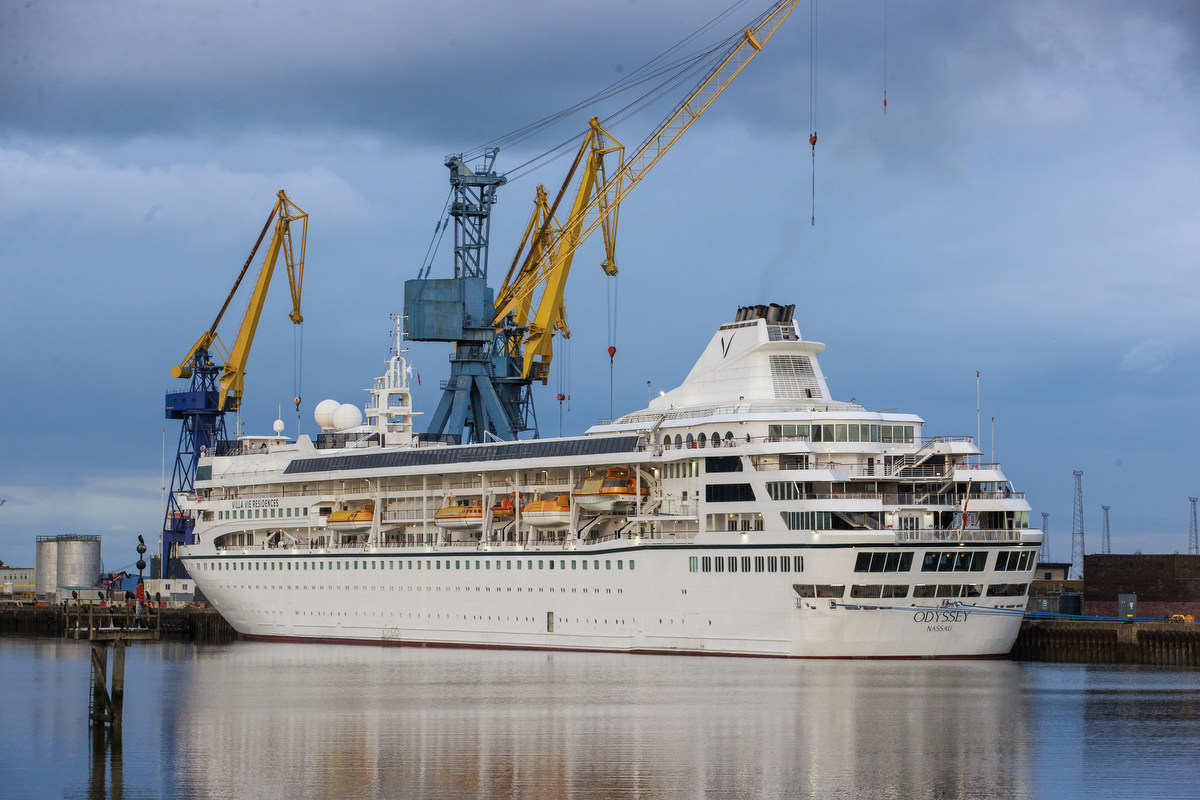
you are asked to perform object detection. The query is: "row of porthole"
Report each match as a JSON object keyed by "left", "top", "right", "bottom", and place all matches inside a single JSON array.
[{"left": 228, "top": 584, "right": 622, "bottom": 595}]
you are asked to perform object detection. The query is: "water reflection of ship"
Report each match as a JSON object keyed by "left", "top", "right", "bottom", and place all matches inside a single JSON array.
[{"left": 173, "top": 647, "right": 1033, "bottom": 799}]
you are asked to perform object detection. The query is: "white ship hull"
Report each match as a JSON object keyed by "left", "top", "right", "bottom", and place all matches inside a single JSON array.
[
  {"left": 183, "top": 534, "right": 1030, "bottom": 658},
  {"left": 179, "top": 305, "right": 1041, "bottom": 659}
]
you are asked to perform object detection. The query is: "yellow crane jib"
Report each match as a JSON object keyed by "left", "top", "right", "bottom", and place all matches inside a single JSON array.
[
  {"left": 492, "top": 0, "right": 801, "bottom": 383},
  {"left": 170, "top": 190, "right": 307, "bottom": 412},
  {"left": 494, "top": 117, "right": 624, "bottom": 382}
]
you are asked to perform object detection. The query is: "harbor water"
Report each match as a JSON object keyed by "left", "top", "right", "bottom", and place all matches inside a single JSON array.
[{"left": 3, "top": 637, "right": 1199, "bottom": 799}]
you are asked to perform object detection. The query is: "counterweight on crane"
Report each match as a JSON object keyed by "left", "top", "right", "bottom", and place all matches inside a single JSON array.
[{"left": 160, "top": 191, "right": 306, "bottom": 579}]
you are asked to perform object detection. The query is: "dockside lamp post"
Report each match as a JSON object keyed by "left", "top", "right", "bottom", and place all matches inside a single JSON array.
[{"left": 135, "top": 536, "right": 147, "bottom": 613}]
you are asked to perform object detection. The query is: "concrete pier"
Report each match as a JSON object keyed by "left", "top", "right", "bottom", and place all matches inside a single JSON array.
[
  {"left": 1011, "top": 618, "right": 1200, "bottom": 666},
  {"left": 1, "top": 605, "right": 237, "bottom": 644}
]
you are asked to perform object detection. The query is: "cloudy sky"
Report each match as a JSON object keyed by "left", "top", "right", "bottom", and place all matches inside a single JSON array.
[{"left": 2, "top": 0, "right": 1198, "bottom": 571}]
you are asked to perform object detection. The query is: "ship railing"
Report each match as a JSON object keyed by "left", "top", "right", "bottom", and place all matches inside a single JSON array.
[
  {"left": 890, "top": 491, "right": 1025, "bottom": 505},
  {"left": 893, "top": 528, "right": 1022, "bottom": 544}
]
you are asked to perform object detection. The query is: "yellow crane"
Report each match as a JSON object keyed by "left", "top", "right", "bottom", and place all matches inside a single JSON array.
[
  {"left": 492, "top": 0, "right": 802, "bottom": 382},
  {"left": 171, "top": 189, "right": 307, "bottom": 412}
]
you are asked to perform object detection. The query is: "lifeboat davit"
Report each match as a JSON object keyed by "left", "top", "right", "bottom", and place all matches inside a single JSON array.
[
  {"left": 434, "top": 497, "right": 516, "bottom": 531},
  {"left": 521, "top": 493, "right": 571, "bottom": 530},
  {"left": 327, "top": 502, "right": 373, "bottom": 532},
  {"left": 571, "top": 467, "right": 648, "bottom": 512}
]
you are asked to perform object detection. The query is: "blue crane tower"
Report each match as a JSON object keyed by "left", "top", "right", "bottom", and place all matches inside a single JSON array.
[
  {"left": 403, "top": 150, "right": 537, "bottom": 444},
  {"left": 162, "top": 351, "right": 228, "bottom": 578}
]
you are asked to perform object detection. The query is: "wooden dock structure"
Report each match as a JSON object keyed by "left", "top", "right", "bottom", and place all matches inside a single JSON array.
[{"left": 64, "top": 603, "right": 161, "bottom": 728}]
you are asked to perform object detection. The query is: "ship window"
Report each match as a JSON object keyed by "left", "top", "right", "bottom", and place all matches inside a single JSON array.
[
  {"left": 548, "top": 560, "right": 554, "bottom": 570},
  {"left": 594, "top": 560, "right": 600, "bottom": 570},
  {"left": 971, "top": 552, "right": 986, "bottom": 571},
  {"left": 741, "top": 556, "right": 751, "bottom": 572},
  {"left": 987, "top": 583, "right": 1027, "bottom": 597},
  {"left": 705, "top": 456, "right": 742, "bottom": 473},
  {"left": 706, "top": 483, "right": 755, "bottom": 502},
  {"left": 571, "top": 560, "right": 577, "bottom": 569},
  {"left": 527, "top": 560, "right": 532, "bottom": 570},
  {"left": 815, "top": 585, "right": 845, "bottom": 598},
  {"left": 675, "top": 435, "right": 682, "bottom": 448},
  {"left": 606, "top": 561, "right": 611, "bottom": 570},
  {"left": 286, "top": 508, "right": 291, "bottom": 517},
  {"left": 711, "top": 432, "right": 720, "bottom": 445},
  {"left": 727, "top": 556, "right": 737, "bottom": 573},
  {"left": 714, "top": 557, "right": 724, "bottom": 573},
  {"left": 686, "top": 434, "right": 694, "bottom": 447},
  {"left": 849, "top": 425, "right": 860, "bottom": 443},
  {"left": 516, "top": 560, "right": 521, "bottom": 570},
  {"left": 508, "top": 560, "right": 514, "bottom": 570},
  {"left": 882, "top": 585, "right": 909, "bottom": 598},
  {"left": 851, "top": 584, "right": 883, "bottom": 598},
  {"left": 913, "top": 585, "right": 936, "bottom": 598},
  {"left": 725, "top": 431, "right": 734, "bottom": 442},
  {"left": 702, "top": 557, "right": 712, "bottom": 572},
  {"left": 836, "top": 425, "right": 847, "bottom": 442},
  {"left": 698, "top": 433, "right": 707, "bottom": 448},
  {"left": 561, "top": 560, "right": 567, "bottom": 570},
  {"left": 582, "top": 560, "right": 587, "bottom": 570},
  {"left": 767, "top": 556, "right": 777, "bottom": 572},
  {"left": 779, "top": 556, "right": 789, "bottom": 573},
  {"left": 689, "top": 556, "right": 699, "bottom": 572},
  {"left": 455, "top": 560, "right": 460, "bottom": 569},
  {"left": 538, "top": 560, "right": 544, "bottom": 570}
]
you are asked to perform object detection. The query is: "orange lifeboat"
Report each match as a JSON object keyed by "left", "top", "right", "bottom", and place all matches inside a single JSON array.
[
  {"left": 434, "top": 496, "right": 515, "bottom": 531},
  {"left": 521, "top": 493, "right": 571, "bottom": 529},
  {"left": 327, "top": 502, "right": 373, "bottom": 532},
  {"left": 571, "top": 467, "right": 648, "bottom": 512}
]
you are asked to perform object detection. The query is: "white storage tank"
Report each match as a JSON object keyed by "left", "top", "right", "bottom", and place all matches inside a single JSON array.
[
  {"left": 35, "top": 537, "right": 59, "bottom": 598},
  {"left": 56, "top": 534, "right": 102, "bottom": 590}
]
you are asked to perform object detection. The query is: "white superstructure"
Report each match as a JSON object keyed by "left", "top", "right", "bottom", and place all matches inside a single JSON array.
[{"left": 179, "top": 304, "right": 1040, "bottom": 658}]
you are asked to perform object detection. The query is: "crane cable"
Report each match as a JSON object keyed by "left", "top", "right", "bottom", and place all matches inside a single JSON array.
[
  {"left": 883, "top": 0, "right": 888, "bottom": 114},
  {"left": 465, "top": 0, "right": 756, "bottom": 165},
  {"left": 293, "top": 324, "right": 303, "bottom": 429},
  {"left": 606, "top": 275, "right": 618, "bottom": 422},
  {"left": 810, "top": 0, "right": 818, "bottom": 226}
]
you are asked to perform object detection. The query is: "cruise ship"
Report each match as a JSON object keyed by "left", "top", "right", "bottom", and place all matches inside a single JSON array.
[{"left": 178, "top": 303, "right": 1041, "bottom": 658}]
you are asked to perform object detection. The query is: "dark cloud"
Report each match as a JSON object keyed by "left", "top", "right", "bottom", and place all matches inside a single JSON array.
[{"left": 2, "top": 0, "right": 1199, "bottom": 562}]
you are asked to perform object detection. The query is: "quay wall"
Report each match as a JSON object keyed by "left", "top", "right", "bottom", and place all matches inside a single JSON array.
[
  {"left": 0, "top": 605, "right": 237, "bottom": 644},
  {"left": 1011, "top": 618, "right": 1200, "bottom": 666}
]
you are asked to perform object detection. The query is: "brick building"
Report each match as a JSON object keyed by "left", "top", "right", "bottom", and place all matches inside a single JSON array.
[{"left": 1083, "top": 554, "right": 1200, "bottom": 619}]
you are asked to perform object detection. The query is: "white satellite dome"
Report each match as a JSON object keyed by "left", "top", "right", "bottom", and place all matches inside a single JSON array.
[
  {"left": 332, "top": 403, "right": 363, "bottom": 432},
  {"left": 273, "top": 418, "right": 285, "bottom": 435},
  {"left": 314, "top": 399, "right": 340, "bottom": 431}
]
